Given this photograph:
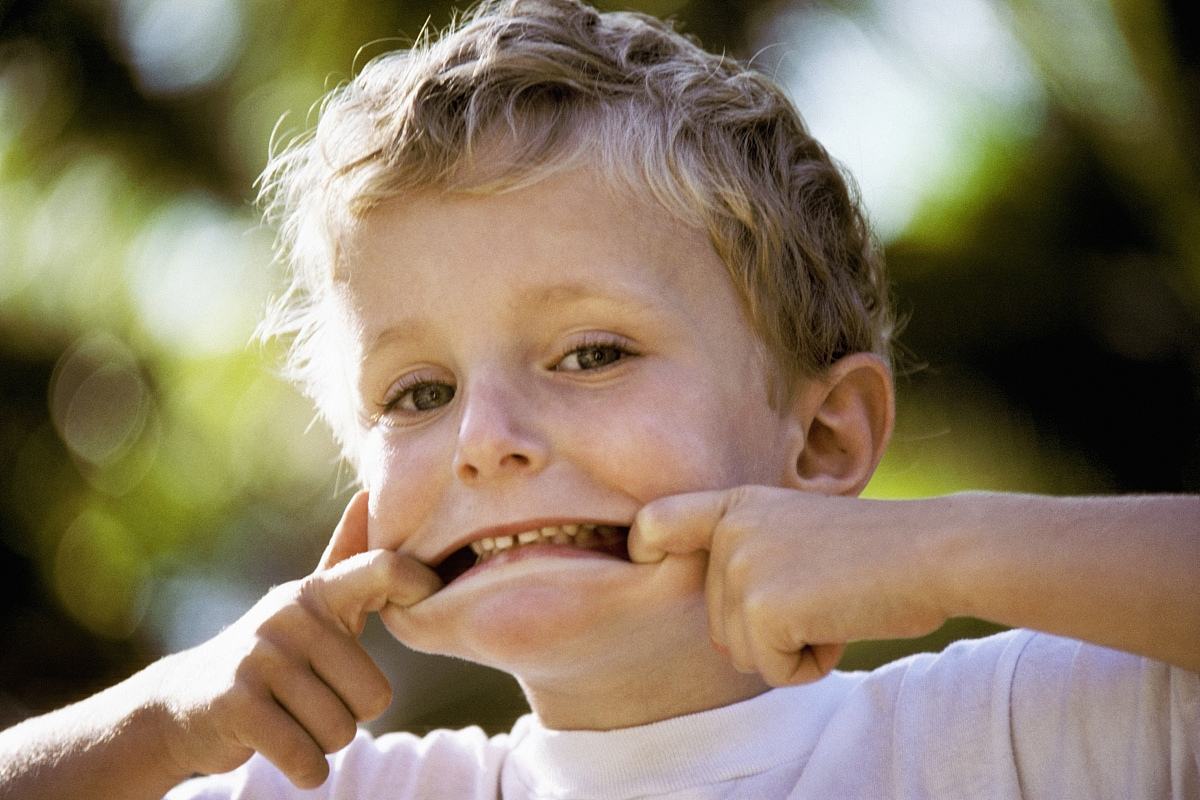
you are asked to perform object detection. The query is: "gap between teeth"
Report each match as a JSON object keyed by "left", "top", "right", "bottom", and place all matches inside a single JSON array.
[{"left": 469, "top": 524, "right": 623, "bottom": 559}]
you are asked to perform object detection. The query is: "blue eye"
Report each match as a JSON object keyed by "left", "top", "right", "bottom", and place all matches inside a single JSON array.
[{"left": 556, "top": 341, "right": 632, "bottom": 371}]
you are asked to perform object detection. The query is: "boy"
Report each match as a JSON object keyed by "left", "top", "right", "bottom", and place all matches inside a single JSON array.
[{"left": 1, "top": 0, "right": 1197, "bottom": 797}]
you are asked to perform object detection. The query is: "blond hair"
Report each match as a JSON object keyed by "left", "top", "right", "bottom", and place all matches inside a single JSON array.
[{"left": 259, "top": 0, "right": 894, "bottom": 462}]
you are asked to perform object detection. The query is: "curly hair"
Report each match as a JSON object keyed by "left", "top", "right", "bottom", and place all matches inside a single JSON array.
[{"left": 258, "top": 0, "right": 894, "bottom": 462}]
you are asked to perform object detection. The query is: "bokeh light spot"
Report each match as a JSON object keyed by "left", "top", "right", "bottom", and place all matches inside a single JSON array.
[
  {"left": 49, "top": 332, "right": 154, "bottom": 469},
  {"left": 127, "top": 195, "right": 274, "bottom": 355},
  {"left": 116, "top": 0, "right": 245, "bottom": 96},
  {"left": 767, "top": 0, "right": 1044, "bottom": 242},
  {"left": 54, "top": 507, "right": 151, "bottom": 638}
]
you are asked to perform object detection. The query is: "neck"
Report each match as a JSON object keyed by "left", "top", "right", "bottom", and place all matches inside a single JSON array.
[{"left": 516, "top": 641, "right": 770, "bottom": 731}]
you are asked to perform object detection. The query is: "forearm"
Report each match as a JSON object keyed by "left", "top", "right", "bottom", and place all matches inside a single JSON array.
[
  {"left": 931, "top": 492, "right": 1200, "bottom": 672},
  {"left": 0, "top": 660, "right": 190, "bottom": 800}
]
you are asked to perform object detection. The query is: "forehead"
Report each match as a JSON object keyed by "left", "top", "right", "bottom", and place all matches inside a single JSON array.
[{"left": 338, "top": 170, "right": 739, "bottom": 339}]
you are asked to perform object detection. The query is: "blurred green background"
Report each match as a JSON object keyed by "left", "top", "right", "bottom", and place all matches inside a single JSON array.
[{"left": 1, "top": 0, "right": 1197, "bottom": 736}]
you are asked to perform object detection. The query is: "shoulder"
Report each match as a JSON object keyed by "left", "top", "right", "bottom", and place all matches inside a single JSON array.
[
  {"left": 1006, "top": 633, "right": 1200, "bottom": 799},
  {"left": 850, "top": 629, "right": 1199, "bottom": 755},
  {"left": 800, "top": 631, "right": 1200, "bottom": 798},
  {"left": 165, "top": 722, "right": 519, "bottom": 800}
]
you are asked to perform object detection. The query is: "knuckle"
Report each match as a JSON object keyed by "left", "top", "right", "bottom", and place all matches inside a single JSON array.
[
  {"left": 295, "top": 575, "right": 332, "bottom": 614},
  {"left": 635, "top": 502, "right": 668, "bottom": 534},
  {"left": 360, "top": 549, "right": 403, "bottom": 587},
  {"left": 712, "top": 513, "right": 750, "bottom": 548},
  {"left": 239, "top": 638, "right": 284, "bottom": 678},
  {"left": 381, "top": 551, "right": 411, "bottom": 582},
  {"left": 221, "top": 680, "right": 258, "bottom": 717},
  {"left": 726, "top": 550, "right": 755, "bottom": 584},
  {"left": 725, "top": 484, "right": 760, "bottom": 512},
  {"left": 743, "top": 589, "right": 771, "bottom": 620}
]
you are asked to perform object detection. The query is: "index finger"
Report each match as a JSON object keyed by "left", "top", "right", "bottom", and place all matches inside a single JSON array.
[
  {"left": 628, "top": 489, "right": 731, "bottom": 563},
  {"left": 311, "top": 549, "right": 443, "bottom": 635}
]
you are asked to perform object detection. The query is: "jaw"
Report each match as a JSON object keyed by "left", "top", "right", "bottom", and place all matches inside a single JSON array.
[{"left": 388, "top": 534, "right": 757, "bottom": 732}]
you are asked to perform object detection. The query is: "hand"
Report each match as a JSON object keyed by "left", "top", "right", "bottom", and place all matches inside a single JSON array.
[
  {"left": 152, "top": 492, "right": 442, "bottom": 788},
  {"left": 628, "top": 486, "right": 948, "bottom": 686}
]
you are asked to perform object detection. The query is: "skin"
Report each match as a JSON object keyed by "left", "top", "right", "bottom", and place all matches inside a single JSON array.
[
  {"left": 1, "top": 168, "right": 1196, "bottom": 799},
  {"left": 342, "top": 169, "right": 821, "bottom": 727}
]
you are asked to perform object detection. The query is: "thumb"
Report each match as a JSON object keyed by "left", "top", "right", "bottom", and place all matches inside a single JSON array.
[
  {"left": 628, "top": 489, "right": 731, "bottom": 564},
  {"left": 318, "top": 490, "right": 371, "bottom": 571}
]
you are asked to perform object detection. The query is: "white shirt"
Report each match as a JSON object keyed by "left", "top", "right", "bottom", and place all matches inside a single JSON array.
[{"left": 166, "top": 630, "right": 1200, "bottom": 799}]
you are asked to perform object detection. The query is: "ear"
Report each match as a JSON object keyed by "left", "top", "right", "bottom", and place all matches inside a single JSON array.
[{"left": 783, "top": 353, "right": 894, "bottom": 496}]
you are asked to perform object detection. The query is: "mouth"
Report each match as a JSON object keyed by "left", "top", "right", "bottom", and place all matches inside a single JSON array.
[{"left": 432, "top": 523, "right": 631, "bottom": 585}]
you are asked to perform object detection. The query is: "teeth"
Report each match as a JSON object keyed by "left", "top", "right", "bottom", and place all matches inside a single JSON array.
[{"left": 466, "top": 523, "right": 626, "bottom": 564}]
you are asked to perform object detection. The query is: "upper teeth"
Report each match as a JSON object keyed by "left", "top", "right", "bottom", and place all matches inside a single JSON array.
[{"left": 469, "top": 524, "right": 622, "bottom": 556}]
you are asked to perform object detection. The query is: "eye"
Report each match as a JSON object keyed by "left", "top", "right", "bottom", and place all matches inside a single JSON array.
[
  {"left": 555, "top": 339, "right": 634, "bottom": 372},
  {"left": 383, "top": 379, "right": 456, "bottom": 414}
]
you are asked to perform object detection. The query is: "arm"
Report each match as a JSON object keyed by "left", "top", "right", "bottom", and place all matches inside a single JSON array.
[
  {"left": 629, "top": 487, "right": 1199, "bottom": 685},
  {"left": 0, "top": 668, "right": 189, "bottom": 800},
  {"left": 0, "top": 493, "right": 441, "bottom": 800},
  {"left": 933, "top": 491, "right": 1200, "bottom": 673}
]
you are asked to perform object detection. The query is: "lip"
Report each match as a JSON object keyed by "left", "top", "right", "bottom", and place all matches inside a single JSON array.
[
  {"left": 448, "top": 539, "right": 625, "bottom": 586},
  {"left": 428, "top": 516, "right": 633, "bottom": 568}
]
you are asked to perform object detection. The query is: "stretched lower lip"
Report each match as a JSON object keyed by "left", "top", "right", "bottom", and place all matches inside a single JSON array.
[{"left": 449, "top": 542, "right": 625, "bottom": 585}]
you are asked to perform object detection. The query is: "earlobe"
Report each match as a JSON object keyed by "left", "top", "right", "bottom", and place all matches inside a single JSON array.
[{"left": 784, "top": 353, "right": 894, "bottom": 497}]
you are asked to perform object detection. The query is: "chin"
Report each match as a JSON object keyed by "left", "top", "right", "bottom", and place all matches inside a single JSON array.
[{"left": 383, "top": 556, "right": 708, "bottom": 677}]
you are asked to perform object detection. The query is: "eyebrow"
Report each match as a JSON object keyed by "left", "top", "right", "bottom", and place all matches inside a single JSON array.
[
  {"left": 366, "top": 317, "right": 431, "bottom": 359},
  {"left": 364, "top": 278, "right": 663, "bottom": 358}
]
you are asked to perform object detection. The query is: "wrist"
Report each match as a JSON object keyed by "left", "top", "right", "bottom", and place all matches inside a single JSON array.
[
  {"left": 124, "top": 655, "right": 200, "bottom": 786},
  {"left": 916, "top": 492, "right": 993, "bottom": 621}
]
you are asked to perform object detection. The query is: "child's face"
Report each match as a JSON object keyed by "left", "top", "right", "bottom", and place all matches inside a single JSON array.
[{"left": 339, "top": 169, "right": 799, "bottom": 687}]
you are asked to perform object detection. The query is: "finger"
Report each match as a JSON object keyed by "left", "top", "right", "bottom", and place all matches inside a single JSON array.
[
  {"left": 239, "top": 700, "right": 330, "bottom": 789},
  {"left": 703, "top": 530, "right": 730, "bottom": 656},
  {"left": 751, "top": 635, "right": 846, "bottom": 687},
  {"left": 318, "top": 490, "right": 371, "bottom": 571},
  {"left": 271, "top": 667, "right": 359, "bottom": 755},
  {"left": 308, "top": 632, "right": 393, "bottom": 722},
  {"left": 311, "top": 549, "right": 443, "bottom": 635},
  {"left": 721, "top": 598, "right": 762, "bottom": 675},
  {"left": 628, "top": 489, "right": 731, "bottom": 563}
]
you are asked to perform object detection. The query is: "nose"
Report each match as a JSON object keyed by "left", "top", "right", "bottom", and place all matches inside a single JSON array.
[{"left": 452, "top": 376, "right": 549, "bottom": 483}]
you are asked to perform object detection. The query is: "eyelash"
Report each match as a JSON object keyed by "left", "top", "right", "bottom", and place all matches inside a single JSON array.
[
  {"left": 552, "top": 335, "right": 637, "bottom": 373},
  {"left": 375, "top": 336, "right": 637, "bottom": 420},
  {"left": 377, "top": 374, "right": 451, "bottom": 417}
]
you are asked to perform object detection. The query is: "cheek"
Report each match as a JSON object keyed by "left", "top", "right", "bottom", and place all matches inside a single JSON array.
[
  {"left": 575, "top": 382, "right": 769, "bottom": 501},
  {"left": 363, "top": 431, "right": 447, "bottom": 550}
]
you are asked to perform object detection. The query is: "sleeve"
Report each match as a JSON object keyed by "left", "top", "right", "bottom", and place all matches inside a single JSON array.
[
  {"left": 1009, "top": 633, "right": 1200, "bottom": 800},
  {"left": 162, "top": 726, "right": 509, "bottom": 800}
]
